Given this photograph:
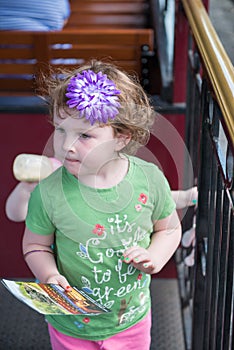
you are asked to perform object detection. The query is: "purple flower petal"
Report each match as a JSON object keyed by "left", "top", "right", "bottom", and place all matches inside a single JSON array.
[{"left": 66, "top": 70, "right": 120, "bottom": 125}]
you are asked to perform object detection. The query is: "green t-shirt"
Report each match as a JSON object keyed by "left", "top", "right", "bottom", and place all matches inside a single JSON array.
[{"left": 26, "top": 155, "right": 175, "bottom": 340}]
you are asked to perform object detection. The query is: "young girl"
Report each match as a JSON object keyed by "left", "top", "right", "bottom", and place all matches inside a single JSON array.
[{"left": 21, "top": 60, "right": 182, "bottom": 350}]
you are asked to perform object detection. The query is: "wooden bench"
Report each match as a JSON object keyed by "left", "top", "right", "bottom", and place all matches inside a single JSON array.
[
  {"left": 0, "top": 28, "right": 154, "bottom": 95},
  {"left": 65, "top": 0, "right": 150, "bottom": 29}
]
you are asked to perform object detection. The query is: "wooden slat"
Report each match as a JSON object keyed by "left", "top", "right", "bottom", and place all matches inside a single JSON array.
[
  {"left": 0, "top": 78, "right": 35, "bottom": 92},
  {"left": 0, "top": 31, "right": 35, "bottom": 45},
  {"left": 0, "top": 64, "right": 36, "bottom": 74},
  {"left": 70, "top": 0, "right": 148, "bottom": 13},
  {"left": 65, "top": 0, "right": 149, "bottom": 29},
  {"left": 51, "top": 46, "right": 137, "bottom": 60},
  {"left": 67, "top": 14, "right": 147, "bottom": 28},
  {"left": 0, "top": 48, "right": 35, "bottom": 60},
  {"left": 48, "top": 29, "right": 153, "bottom": 47},
  {"left": 72, "top": 0, "right": 148, "bottom": 2}
]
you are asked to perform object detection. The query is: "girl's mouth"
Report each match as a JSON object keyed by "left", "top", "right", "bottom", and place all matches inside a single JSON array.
[{"left": 65, "top": 158, "right": 79, "bottom": 162}]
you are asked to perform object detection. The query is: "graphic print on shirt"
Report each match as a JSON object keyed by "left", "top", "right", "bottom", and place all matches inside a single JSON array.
[{"left": 76, "top": 212, "right": 150, "bottom": 326}]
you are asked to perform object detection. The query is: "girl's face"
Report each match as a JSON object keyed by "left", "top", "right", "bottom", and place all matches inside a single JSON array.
[{"left": 53, "top": 110, "right": 127, "bottom": 179}]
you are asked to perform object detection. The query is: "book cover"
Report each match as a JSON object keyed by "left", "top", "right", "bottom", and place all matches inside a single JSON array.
[{"left": 1, "top": 279, "right": 110, "bottom": 315}]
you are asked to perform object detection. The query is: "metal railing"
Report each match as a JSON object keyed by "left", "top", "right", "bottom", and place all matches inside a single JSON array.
[{"left": 176, "top": 1, "right": 234, "bottom": 349}]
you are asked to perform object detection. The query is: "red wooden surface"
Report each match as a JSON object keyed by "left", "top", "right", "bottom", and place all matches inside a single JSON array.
[{"left": 0, "top": 112, "right": 54, "bottom": 278}]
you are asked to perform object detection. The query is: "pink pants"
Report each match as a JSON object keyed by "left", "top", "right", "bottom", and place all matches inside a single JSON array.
[{"left": 48, "top": 312, "right": 151, "bottom": 350}]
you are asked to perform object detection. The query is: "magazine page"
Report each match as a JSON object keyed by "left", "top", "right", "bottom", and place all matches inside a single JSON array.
[{"left": 1, "top": 279, "right": 110, "bottom": 315}]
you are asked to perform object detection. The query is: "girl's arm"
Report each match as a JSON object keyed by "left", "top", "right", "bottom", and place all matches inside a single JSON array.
[
  {"left": 5, "top": 182, "right": 37, "bottom": 222},
  {"left": 6, "top": 156, "right": 62, "bottom": 222},
  {"left": 22, "top": 227, "right": 71, "bottom": 289},
  {"left": 122, "top": 209, "right": 182, "bottom": 274},
  {"left": 171, "top": 186, "right": 198, "bottom": 209}
]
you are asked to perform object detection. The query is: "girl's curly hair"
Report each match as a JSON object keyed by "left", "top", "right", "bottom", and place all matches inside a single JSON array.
[{"left": 38, "top": 59, "right": 156, "bottom": 155}]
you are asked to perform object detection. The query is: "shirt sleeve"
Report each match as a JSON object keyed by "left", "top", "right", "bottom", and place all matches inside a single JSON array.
[
  {"left": 151, "top": 166, "right": 176, "bottom": 221},
  {"left": 26, "top": 183, "right": 55, "bottom": 235},
  {"left": 63, "top": 0, "right": 71, "bottom": 20}
]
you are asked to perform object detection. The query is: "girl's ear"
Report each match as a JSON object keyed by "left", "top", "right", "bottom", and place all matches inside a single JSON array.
[{"left": 115, "top": 133, "right": 131, "bottom": 151}]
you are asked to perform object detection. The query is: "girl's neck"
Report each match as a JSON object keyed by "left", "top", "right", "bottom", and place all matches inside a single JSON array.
[{"left": 77, "top": 155, "right": 129, "bottom": 189}]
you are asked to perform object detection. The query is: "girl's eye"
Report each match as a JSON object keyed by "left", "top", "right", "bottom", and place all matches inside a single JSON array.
[
  {"left": 55, "top": 126, "right": 65, "bottom": 133},
  {"left": 79, "top": 133, "right": 90, "bottom": 139}
]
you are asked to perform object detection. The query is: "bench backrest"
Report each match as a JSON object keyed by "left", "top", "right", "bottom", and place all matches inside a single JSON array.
[
  {"left": 65, "top": 0, "right": 150, "bottom": 29},
  {"left": 0, "top": 29, "right": 154, "bottom": 94}
]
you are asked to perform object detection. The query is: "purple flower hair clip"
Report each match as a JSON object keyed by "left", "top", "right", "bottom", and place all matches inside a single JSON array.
[{"left": 66, "top": 70, "right": 121, "bottom": 125}]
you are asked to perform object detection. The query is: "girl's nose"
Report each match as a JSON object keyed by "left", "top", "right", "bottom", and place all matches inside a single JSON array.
[{"left": 62, "top": 135, "right": 77, "bottom": 153}]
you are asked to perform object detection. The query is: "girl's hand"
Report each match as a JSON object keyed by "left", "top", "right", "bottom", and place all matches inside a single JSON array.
[
  {"left": 45, "top": 274, "right": 72, "bottom": 291},
  {"left": 122, "top": 246, "right": 155, "bottom": 274}
]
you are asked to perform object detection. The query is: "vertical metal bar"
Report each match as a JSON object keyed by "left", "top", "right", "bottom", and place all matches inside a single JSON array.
[
  {"left": 202, "top": 134, "right": 218, "bottom": 349},
  {"left": 191, "top": 79, "right": 210, "bottom": 350},
  {"left": 204, "top": 104, "right": 221, "bottom": 350},
  {"left": 209, "top": 171, "right": 223, "bottom": 350},
  {"left": 215, "top": 190, "right": 232, "bottom": 349},
  {"left": 223, "top": 212, "right": 233, "bottom": 350}
]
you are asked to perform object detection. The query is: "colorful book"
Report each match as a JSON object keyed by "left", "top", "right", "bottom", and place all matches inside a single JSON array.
[{"left": 1, "top": 279, "right": 110, "bottom": 315}]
